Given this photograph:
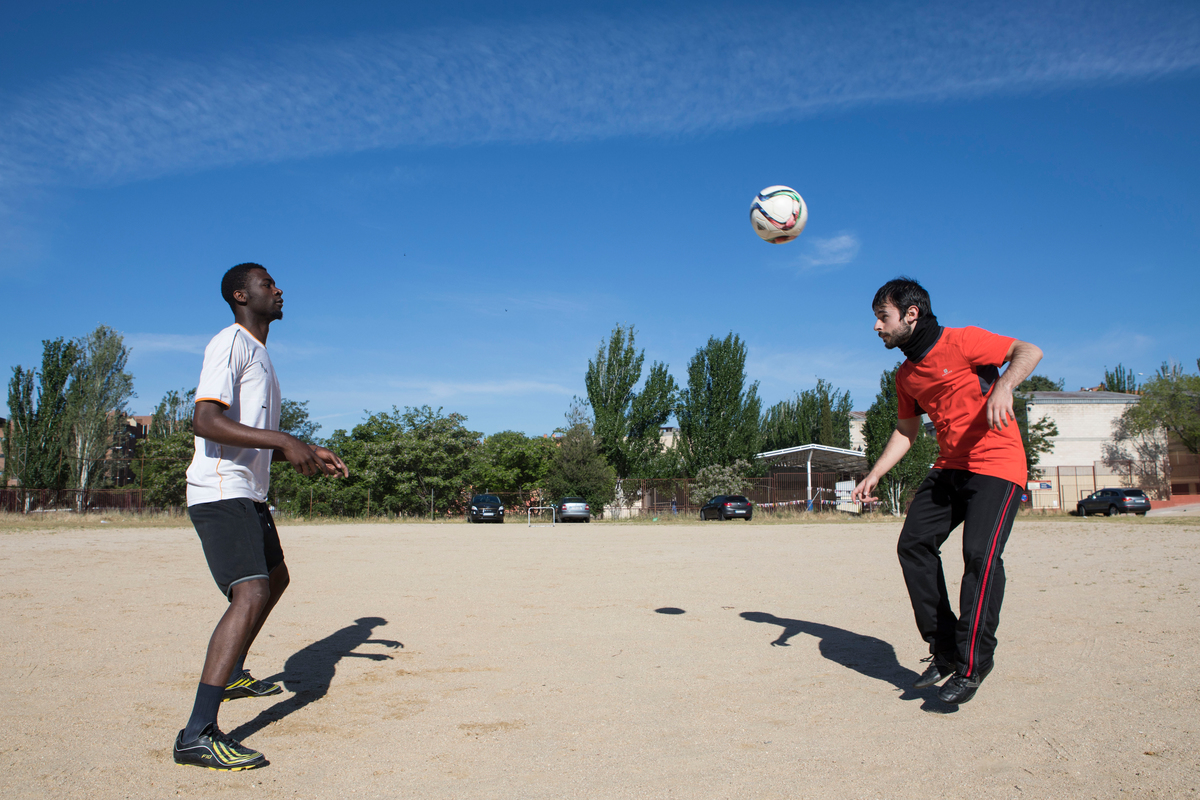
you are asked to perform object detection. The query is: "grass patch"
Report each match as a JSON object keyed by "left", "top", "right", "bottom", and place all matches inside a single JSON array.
[{"left": 0, "top": 509, "right": 194, "bottom": 532}]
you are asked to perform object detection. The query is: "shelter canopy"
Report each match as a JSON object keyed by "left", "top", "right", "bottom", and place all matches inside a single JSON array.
[{"left": 755, "top": 444, "right": 868, "bottom": 475}]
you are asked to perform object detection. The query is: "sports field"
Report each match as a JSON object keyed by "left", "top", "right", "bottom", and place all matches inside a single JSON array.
[{"left": 2, "top": 516, "right": 1198, "bottom": 799}]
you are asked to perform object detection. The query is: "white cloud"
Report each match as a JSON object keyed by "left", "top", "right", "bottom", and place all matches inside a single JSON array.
[
  {"left": 1, "top": 1, "right": 1197, "bottom": 193},
  {"left": 799, "top": 233, "right": 861, "bottom": 273},
  {"left": 123, "top": 332, "right": 209, "bottom": 355}
]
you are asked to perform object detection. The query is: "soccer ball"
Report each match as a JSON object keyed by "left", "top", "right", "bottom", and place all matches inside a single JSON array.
[{"left": 750, "top": 185, "right": 807, "bottom": 244}]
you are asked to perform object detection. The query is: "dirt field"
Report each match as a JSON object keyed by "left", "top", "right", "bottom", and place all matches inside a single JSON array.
[{"left": 2, "top": 515, "right": 1198, "bottom": 799}]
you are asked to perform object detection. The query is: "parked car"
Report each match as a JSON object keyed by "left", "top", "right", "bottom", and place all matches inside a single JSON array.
[
  {"left": 1077, "top": 488, "right": 1150, "bottom": 517},
  {"left": 700, "top": 495, "right": 753, "bottom": 521},
  {"left": 556, "top": 496, "right": 591, "bottom": 522},
  {"left": 467, "top": 494, "right": 505, "bottom": 523}
]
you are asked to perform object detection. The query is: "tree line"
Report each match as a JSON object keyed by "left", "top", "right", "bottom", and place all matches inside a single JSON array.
[
  {"left": 8, "top": 321, "right": 1193, "bottom": 517},
  {"left": 131, "top": 324, "right": 854, "bottom": 516}
]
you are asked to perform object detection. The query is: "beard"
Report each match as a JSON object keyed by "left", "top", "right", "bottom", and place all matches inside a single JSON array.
[{"left": 880, "top": 320, "right": 914, "bottom": 349}]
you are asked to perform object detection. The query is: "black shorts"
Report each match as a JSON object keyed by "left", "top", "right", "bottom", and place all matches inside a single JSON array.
[{"left": 188, "top": 498, "right": 284, "bottom": 600}]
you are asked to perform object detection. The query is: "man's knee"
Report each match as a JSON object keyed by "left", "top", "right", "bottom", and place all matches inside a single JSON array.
[
  {"left": 897, "top": 524, "right": 927, "bottom": 562},
  {"left": 230, "top": 578, "right": 270, "bottom": 614}
]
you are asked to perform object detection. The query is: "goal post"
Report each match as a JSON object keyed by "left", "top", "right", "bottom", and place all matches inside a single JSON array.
[{"left": 527, "top": 506, "right": 557, "bottom": 527}]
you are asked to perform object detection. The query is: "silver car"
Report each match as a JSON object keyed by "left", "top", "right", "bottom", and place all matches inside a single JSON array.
[{"left": 556, "top": 496, "right": 591, "bottom": 523}]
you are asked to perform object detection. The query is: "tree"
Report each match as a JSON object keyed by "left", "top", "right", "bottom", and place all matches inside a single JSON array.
[
  {"left": 132, "top": 387, "right": 196, "bottom": 509},
  {"left": 66, "top": 326, "right": 135, "bottom": 509},
  {"left": 584, "top": 324, "right": 677, "bottom": 478},
  {"left": 674, "top": 333, "right": 761, "bottom": 475},
  {"left": 136, "top": 430, "right": 195, "bottom": 508},
  {"left": 280, "top": 398, "right": 322, "bottom": 444},
  {"left": 1119, "top": 360, "right": 1200, "bottom": 456},
  {"left": 471, "top": 430, "right": 556, "bottom": 498},
  {"left": 149, "top": 388, "right": 195, "bottom": 438},
  {"left": 760, "top": 379, "right": 853, "bottom": 452},
  {"left": 1017, "top": 375, "right": 1064, "bottom": 393},
  {"left": 1102, "top": 364, "right": 1138, "bottom": 394},
  {"left": 863, "top": 364, "right": 940, "bottom": 516},
  {"left": 1015, "top": 374, "right": 1062, "bottom": 473},
  {"left": 273, "top": 406, "right": 480, "bottom": 518},
  {"left": 3, "top": 338, "right": 78, "bottom": 510},
  {"left": 1102, "top": 416, "right": 1170, "bottom": 499},
  {"left": 543, "top": 423, "right": 617, "bottom": 516},
  {"left": 687, "top": 459, "right": 753, "bottom": 506}
]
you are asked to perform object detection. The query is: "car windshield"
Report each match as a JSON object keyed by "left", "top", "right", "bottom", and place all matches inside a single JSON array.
[
  {"left": 561, "top": 497, "right": 585, "bottom": 504},
  {"left": 1123, "top": 490, "right": 1146, "bottom": 497},
  {"left": 726, "top": 496, "right": 749, "bottom": 503},
  {"left": 474, "top": 495, "right": 500, "bottom": 504}
]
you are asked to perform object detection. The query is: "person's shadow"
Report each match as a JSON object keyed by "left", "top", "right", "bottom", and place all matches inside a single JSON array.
[
  {"left": 227, "top": 616, "right": 403, "bottom": 740},
  {"left": 739, "top": 611, "right": 956, "bottom": 712}
]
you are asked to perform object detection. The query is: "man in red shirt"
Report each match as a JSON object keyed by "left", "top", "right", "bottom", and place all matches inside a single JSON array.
[{"left": 852, "top": 278, "right": 1043, "bottom": 704}]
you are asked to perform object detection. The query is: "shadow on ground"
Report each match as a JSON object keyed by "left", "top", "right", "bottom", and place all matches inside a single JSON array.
[
  {"left": 739, "top": 611, "right": 956, "bottom": 712},
  {"left": 227, "top": 616, "right": 403, "bottom": 740}
]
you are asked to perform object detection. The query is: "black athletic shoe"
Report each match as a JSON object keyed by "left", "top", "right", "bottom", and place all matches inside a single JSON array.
[
  {"left": 913, "top": 654, "right": 956, "bottom": 689},
  {"left": 173, "top": 723, "right": 267, "bottom": 771},
  {"left": 938, "top": 664, "right": 994, "bottom": 704},
  {"left": 223, "top": 671, "right": 283, "bottom": 702}
]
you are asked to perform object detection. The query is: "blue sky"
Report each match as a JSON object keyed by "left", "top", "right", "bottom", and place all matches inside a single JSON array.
[{"left": 3, "top": 0, "right": 1199, "bottom": 438}]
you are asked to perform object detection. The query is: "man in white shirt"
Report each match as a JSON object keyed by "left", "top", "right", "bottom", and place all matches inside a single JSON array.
[{"left": 173, "top": 263, "right": 347, "bottom": 771}]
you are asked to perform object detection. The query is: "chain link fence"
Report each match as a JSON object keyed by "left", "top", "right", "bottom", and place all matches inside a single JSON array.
[{"left": 3, "top": 469, "right": 852, "bottom": 519}]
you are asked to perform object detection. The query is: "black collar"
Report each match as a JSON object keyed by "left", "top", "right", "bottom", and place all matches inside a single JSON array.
[{"left": 900, "top": 313, "right": 943, "bottom": 363}]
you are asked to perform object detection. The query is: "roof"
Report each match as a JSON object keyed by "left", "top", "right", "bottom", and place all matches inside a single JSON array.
[
  {"left": 754, "top": 443, "right": 868, "bottom": 474},
  {"left": 1024, "top": 391, "right": 1140, "bottom": 404},
  {"left": 849, "top": 411, "right": 867, "bottom": 420}
]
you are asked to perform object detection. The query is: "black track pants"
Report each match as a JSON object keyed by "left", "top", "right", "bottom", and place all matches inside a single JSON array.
[{"left": 897, "top": 469, "right": 1021, "bottom": 678}]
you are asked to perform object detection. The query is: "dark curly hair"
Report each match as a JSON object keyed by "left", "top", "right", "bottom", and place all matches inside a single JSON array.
[
  {"left": 872, "top": 276, "right": 932, "bottom": 318},
  {"left": 221, "top": 263, "right": 265, "bottom": 310}
]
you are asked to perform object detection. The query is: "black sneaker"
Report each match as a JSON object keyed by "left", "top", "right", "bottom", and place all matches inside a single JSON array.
[
  {"left": 913, "top": 654, "right": 956, "bottom": 689},
  {"left": 223, "top": 670, "right": 283, "bottom": 702},
  {"left": 938, "top": 664, "right": 994, "bottom": 704},
  {"left": 173, "top": 723, "right": 267, "bottom": 771}
]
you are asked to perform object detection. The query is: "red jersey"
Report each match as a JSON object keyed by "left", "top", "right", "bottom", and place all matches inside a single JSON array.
[{"left": 896, "top": 326, "right": 1027, "bottom": 487}]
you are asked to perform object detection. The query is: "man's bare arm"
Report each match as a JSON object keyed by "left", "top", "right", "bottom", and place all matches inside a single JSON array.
[
  {"left": 986, "top": 340, "right": 1044, "bottom": 431},
  {"left": 851, "top": 416, "right": 922, "bottom": 503},
  {"left": 193, "top": 401, "right": 348, "bottom": 477}
]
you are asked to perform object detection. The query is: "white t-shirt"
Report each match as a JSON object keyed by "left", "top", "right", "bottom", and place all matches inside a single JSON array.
[{"left": 186, "top": 323, "right": 281, "bottom": 506}]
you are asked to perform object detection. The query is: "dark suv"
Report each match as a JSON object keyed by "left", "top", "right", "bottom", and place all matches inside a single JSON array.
[
  {"left": 467, "top": 494, "right": 504, "bottom": 523},
  {"left": 1077, "top": 488, "right": 1150, "bottom": 517},
  {"left": 700, "top": 495, "right": 753, "bottom": 521}
]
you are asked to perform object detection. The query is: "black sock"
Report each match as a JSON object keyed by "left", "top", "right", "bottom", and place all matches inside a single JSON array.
[
  {"left": 226, "top": 655, "right": 246, "bottom": 685},
  {"left": 183, "top": 682, "right": 224, "bottom": 742}
]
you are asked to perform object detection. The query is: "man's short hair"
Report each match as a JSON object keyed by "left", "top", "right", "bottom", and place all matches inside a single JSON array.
[
  {"left": 872, "top": 277, "right": 932, "bottom": 318},
  {"left": 221, "top": 263, "right": 265, "bottom": 310}
]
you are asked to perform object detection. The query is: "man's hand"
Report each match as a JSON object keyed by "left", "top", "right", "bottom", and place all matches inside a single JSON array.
[
  {"left": 279, "top": 437, "right": 348, "bottom": 477},
  {"left": 851, "top": 473, "right": 880, "bottom": 504},
  {"left": 988, "top": 339, "right": 1043, "bottom": 430},
  {"left": 986, "top": 384, "right": 1016, "bottom": 430},
  {"left": 313, "top": 446, "right": 349, "bottom": 478}
]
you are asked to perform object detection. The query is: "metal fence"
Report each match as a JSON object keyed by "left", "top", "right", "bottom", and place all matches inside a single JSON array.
[
  {"left": 0, "top": 488, "right": 158, "bottom": 514},
  {"left": 605, "top": 473, "right": 845, "bottom": 518},
  {"left": 2, "top": 471, "right": 851, "bottom": 518}
]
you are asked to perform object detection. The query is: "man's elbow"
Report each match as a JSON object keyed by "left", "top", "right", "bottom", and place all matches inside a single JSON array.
[
  {"left": 192, "top": 415, "right": 211, "bottom": 438},
  {"left": 192, "top": 406, "right": 221, "bottom": 439}
]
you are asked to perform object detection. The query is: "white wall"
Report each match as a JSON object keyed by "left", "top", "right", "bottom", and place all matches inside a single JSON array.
[{"left": 1026, "top": 394, "right": 1138, "bottom": 467}]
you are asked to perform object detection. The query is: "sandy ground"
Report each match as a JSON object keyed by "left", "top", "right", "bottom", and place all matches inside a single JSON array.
[{"left": 2, "top": 515, "right": 1198, "bottom": 799}]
